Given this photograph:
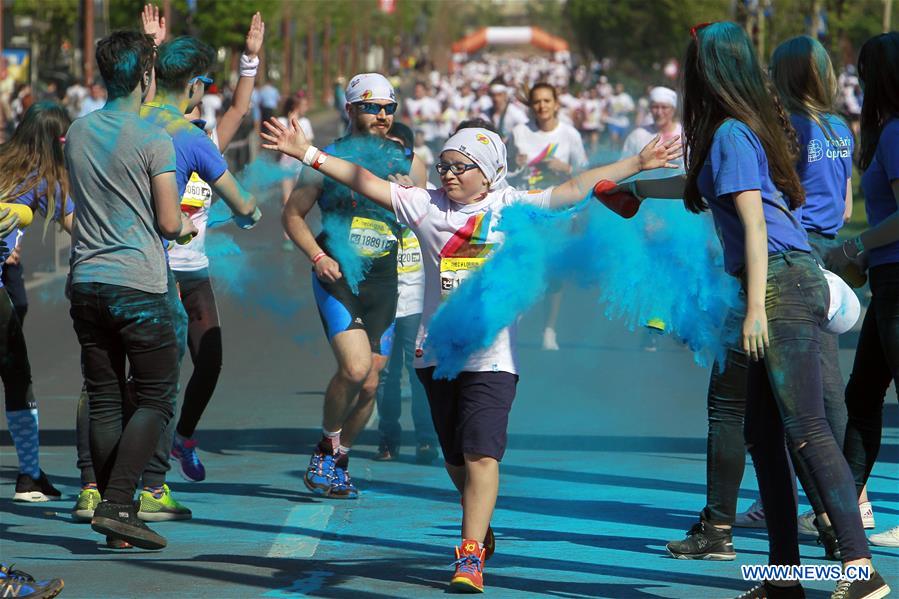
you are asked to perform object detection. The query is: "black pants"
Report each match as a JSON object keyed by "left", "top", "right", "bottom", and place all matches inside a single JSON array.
[
  {"left": 70, "top": 282, "right": 180, "bottom": 505},
  {"left": 0, "top": 286, "right": 34, "bottom": 412},
  {"left": 843, "top": 262, "right": 899, "bottom": 491},
  {"left": 174, "top": 270, "right": 223, "bottom": 439},
  {"left": 2, "top": 262, "right": 28, "bottom": 324}
]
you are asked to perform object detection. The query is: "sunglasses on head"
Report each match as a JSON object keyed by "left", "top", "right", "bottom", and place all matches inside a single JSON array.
[
  {"left": 353, "top": 101, "right": 398, "bottom": 115},
  {"left": 435, "top": 161, "right": 479, "bottom": 176},
  {"left": 188, "top": 74, "right": 213, "bottom": 86}
]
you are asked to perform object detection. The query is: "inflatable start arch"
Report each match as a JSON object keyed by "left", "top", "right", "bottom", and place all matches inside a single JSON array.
[{"left": 451, "top": 27, "right": 570, "bottom": 61}]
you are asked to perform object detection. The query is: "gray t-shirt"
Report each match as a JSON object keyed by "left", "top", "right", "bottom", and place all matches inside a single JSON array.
[{"left": 66, "top": 109, "right": 176, "bottom": 294}]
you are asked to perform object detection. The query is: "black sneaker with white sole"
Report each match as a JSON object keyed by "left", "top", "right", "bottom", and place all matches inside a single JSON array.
[
  {"left": 830, "top": 570, "right": 890, "bottom": 599},
  {"left": 666, "top": 520, "right": 736, "bottom": 560},
  {"left": 13, "top": 471, "right": 62, "bottom": 503},
  {"left": 91, "top": 501, "right": 166, "bottom": 550}
]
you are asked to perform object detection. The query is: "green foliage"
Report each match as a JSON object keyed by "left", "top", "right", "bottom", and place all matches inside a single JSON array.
[{"left": 10, "top": 0, "right": 80, "bottom": 67}]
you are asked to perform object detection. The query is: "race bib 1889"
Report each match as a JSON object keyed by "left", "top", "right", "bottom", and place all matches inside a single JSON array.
[{"left": 349, "top": 216, "right": 396, "bottom": 258}]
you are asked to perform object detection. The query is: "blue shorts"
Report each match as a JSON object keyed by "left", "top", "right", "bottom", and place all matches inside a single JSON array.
[
  {"left": 311, "top": 271, "right": 396, "bottom": 356},
  {"left": 416, "top": 367, "right": 518, "bottom": 466}
]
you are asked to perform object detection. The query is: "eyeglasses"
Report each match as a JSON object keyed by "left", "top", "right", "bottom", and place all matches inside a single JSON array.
[
  {"left": 353, "top": 101, "right": 398, "bottom": 115},
  {"left": 188, "top": 74, "right": 213, "bottom": 87},
  {"left": 690, "top": 22, "right": 712, "bottom": 40},
  {"left": 435, "top": 162, "right": 479, "bottom": 176}
]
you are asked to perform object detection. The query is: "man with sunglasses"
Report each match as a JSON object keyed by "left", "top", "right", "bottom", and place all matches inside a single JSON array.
[{"left": 284, "top": 72, "right": 428, "bottom": 499}]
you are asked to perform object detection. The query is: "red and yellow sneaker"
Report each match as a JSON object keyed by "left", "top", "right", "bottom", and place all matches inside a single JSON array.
[{"left": 450, "top": 539, "right": 486, "bottom": 593}]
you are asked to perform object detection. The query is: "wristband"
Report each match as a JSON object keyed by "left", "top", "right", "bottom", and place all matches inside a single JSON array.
[
  {"left": 312, "top": 151, "right": 329, "bottom": 171},
  {"left": 302, "top": 145, "right": 319, "bottom": 166},
  {"left": 239, "top": 53, "right": 259, "bottom": 78},
  {"left": 852, "top": 236, "right": 865, "bottom": 254},
  {"left": 311, "top": 251, "right": 327, "bottom": 265}
]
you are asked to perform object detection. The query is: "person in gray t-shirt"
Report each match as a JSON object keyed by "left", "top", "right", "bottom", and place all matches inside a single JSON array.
[
  {"left": 67, "top": 109, "right": 177, "bottom": 293},
  {"left": 65, "top": 29, "right": 195, "bottom": 552}
]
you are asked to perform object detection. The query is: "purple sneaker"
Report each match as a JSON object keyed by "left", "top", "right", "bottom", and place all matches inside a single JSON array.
[{"left": 171, "top": 436, "right": 206, "bottom": 482}]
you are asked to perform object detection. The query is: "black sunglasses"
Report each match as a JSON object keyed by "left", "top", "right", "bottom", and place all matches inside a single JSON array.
[
  {"left": 435, "top": 162, "right": 479, "bottom": 176},
  {"left": 353, "top": 101, "right": 398, "bottom": 115}
]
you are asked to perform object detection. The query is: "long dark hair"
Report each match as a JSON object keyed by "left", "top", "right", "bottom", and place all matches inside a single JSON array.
[
  {"left": 857, "top": 32, "right": 899, "bottom": 170},
  {"left": 682, "top": 22, "right": 804, "bottom": 213},
  {"left": 0, "top": 101, "right": 70, "bottom": 236}
]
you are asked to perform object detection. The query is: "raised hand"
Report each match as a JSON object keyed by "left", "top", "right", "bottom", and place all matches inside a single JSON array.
[
  {"left": 637, "top": 135, "right": 683, "bottom": 171},
  {"left": 245, "top": 12, "right": 265, "bottom": 58},
  {"left": 261, "top": 117, "right": 310, "bottom": 161},
  {"left": 140, "top": 4, "right": 166, "bottom": 46}
]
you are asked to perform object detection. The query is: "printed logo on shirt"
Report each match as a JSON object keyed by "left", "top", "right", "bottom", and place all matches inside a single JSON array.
[
  {"left": 808, "top": 139, "right": 824, "bottom": 163},
  {"left": 348, "top": 216, "right": 397, "bottom": 258},
  {"left": 438, "top": 212, "right": 496, "bottom": 298},
  {"left": 476, "top": 133, "right": 490, "bottom": 145}
]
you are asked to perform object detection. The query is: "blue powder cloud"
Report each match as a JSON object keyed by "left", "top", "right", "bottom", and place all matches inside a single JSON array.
[{"left": 426, "top": 189, "right": 742, "bottom": 379}]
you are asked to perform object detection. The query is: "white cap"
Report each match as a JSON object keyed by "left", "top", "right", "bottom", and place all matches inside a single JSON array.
[
  {"left": 822, "top": 269, "right": 861, "bottom": 334},
  {"left": 345, "top": 73, "right": 396, "bottom": 104},
  {"left": 649, "top": 86, "right": 677, "bottom": 108}
]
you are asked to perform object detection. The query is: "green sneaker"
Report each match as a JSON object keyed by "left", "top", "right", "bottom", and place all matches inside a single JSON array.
[
  {"left": 72, "top": 486, "right": 101, "bottom": 522},
  {"left": 137, "top": 483, "right": 192, "bottom": 522}
]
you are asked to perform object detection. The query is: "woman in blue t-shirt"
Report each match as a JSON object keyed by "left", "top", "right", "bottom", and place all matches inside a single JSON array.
[
  {"left": 0, "top": 101, "right": 74, "bottom": 502},
  {"left": 681, "top": 24, "right": 887, "bottom": 598},
  {"left": 828, "top": 32, "right": 899, "bottom": 549},
  {"left": 612, "top": 22, "right": 888, "bottom": 598}
]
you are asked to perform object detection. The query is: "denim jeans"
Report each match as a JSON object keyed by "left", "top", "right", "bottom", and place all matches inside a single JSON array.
[
  {"left": 702, "top": 307, "right": 847, "bottom": 524},
  {"left": 377, "top": 313, "right": 436, "bottom": 448},
  {"left": 742, "top": 251, "right": 868, "bottom": 564},
  {"left": 843, "top": 262, "right": 899, "bottom": 491},
  {"left": 70, "top": 282, "right": 179, "bottom": 505}
]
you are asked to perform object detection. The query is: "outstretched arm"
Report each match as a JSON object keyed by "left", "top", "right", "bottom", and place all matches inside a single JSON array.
[
  {"left": 261, "top": 117, "right": 394, "bottom": 212},
  {"left": 549, "top": 135, "right": 683, "bottom": 208},
  {"left": 216, "top": 12, "right": 264, "bottom": 150}
]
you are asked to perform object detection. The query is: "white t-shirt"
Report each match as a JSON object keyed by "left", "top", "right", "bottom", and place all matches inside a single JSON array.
[
  {"left": 481, "top": 103, "right": 529, "bottom": 139},
  {"left": 391, "top": 183, "right": 553, "bottom": 374},
  {"left": 405, "top": 96, "right": 442, "bottom": 142},
  {"left": 168, "top": 172, "right": 214, "bottom": 272},
  {"left": 620, "top": 123, "right": 684, "bottom": 166},
  {"left": 201, "top": 93, "right": 223, "bottom": 131},
  {"left": 396, "top": 226, "right": 424, "bottom": 318},
  {"left": 512, "top": 122, "right": 588, "bottom": 189},
  {"left": 606, "top": 92, "right": 635, "bottom": 128}
]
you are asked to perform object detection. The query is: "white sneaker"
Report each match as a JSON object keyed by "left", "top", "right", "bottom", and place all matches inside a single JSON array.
[
  {"left": 798, "top": 509, "right": 818, "bottom": 537},
  {"left": 542, "top": 327, "right": 559, "bottom": 351},
  {"left": 869, "top": 525, "right": 899, "bottom": 547},
  {"left": 734, "top": 499, "right": 767, "bottom": 528},
  {"left": 859, "top": 501, "right": 875, "bottom": 529}
]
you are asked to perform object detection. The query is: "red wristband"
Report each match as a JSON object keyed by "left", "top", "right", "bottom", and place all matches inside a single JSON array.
[
  {"left": 311, "top": 151, "right": 329, "bottom": 171},
  {"left": 311, "top": 251, "right": 327, "bottom": 265}
]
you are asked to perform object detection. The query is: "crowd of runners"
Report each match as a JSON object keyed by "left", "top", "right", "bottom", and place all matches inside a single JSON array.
[{"left": 0, "top": 5, "right": 898, "bottom": 599}]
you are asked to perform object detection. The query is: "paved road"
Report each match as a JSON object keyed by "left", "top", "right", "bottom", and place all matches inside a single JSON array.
[{"left": 2, "top": 112, "right": 896, "bottom": 598}]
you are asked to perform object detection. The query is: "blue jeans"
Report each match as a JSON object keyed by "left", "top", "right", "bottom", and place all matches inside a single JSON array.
[
  {"left": 843, "top": 262, "right": 899, "bottom": 491},
  {"left": 70, "top": 282, "right": 179, "bottom": 504},
  {"left": 743, "top": 251, "right": 868, "bottom": 564},
  {"left": 376, "top": 313, "right": 436, "bottom": 448}
]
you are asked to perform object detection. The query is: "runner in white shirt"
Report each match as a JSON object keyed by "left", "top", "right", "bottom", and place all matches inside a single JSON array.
[
  {"left": 480, "top": 79, "right": 529, "bottom": 142},
  {"left": 278, "top": 93, "right": 314, "bottom": 250},
  {"left": 511, "top": 82, "right": 588, "bottom": 351},
  {"left": 621, "top": 86, "right": 683, "bottom": 166},
  {"left": 404, "top": 82, "right": 442, "bottom": 151},
  {"left": 605, "top": 83, "right": 635, "bottom": 145},
  {"left": 262, "top": 117, "right": 681, "bottom": 595}
]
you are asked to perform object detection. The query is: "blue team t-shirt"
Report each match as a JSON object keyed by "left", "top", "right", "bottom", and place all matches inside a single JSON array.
[
  {"left": 1, "top": 177, "right": 75, "bottom": 288},
  {"left": 140, "top": 102, "right": 228, "bottom": 196},
  {"left": 862, "top": 117, "right": 899, "bottom": 267},
  {"left": 697, "top": 119, "right": 810, "bottom": 275},
  {"left": 792, "top": 113, "right": 853, "bottom": 236}
]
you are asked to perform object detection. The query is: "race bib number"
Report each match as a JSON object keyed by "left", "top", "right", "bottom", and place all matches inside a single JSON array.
[
  {"left": 349, "top": 216, "right": 396, "bottom": 258},
  {"left": 440, "top": 256, "right": 486, "bottom": 298},
  {"left": 181, "top": 172, "right": 212, "bottom": 217},
  {"left": 397, "top": 232, "right": 422, "bottom": 274}
]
